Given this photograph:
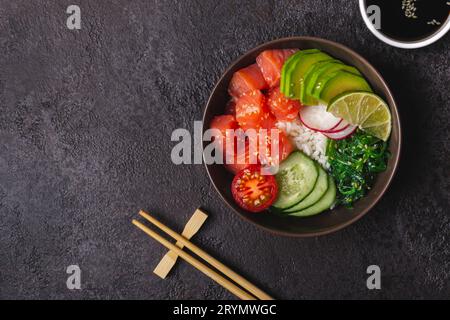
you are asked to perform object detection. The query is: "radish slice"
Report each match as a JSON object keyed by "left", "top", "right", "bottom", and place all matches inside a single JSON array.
[
  {"left": 324, "top": 124, "right": 357, "bottom": 140},
  {"left": 300, "top": 105, "right": 342, "bottom": 132},
  {"left": 325, "top": 119, "right": 343, "bottom": 132},
  {"left": 324, "top": 120, "right": 350, "bottom": 133}
]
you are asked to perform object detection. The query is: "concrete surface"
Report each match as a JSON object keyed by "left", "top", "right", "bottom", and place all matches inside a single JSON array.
[{"left": 0, "top": 0, "right": 449, "bottom": 299}]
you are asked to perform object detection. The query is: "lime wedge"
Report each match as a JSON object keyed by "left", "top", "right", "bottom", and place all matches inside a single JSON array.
[{"left": 327, "top": 92, "right": 392, "bottom": 141}]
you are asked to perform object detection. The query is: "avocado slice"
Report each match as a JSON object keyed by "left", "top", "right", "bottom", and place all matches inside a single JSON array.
[
  {"left": 280, "top": 51, "right": 302, "bottom": 94},
  {"left": 286, "top": 52, "right": 333, "bottom": 102},
  {"left": 301, "top": 59, "right": 341, "bottom": 106},
  {"left": 281, "top": 49, "right": 319, "bottom": 94},
  {"left": 311, "top": 62, "right": 361, "bottom": 99},
  {"left": 319, "top": 71, "right": 372, "bottom": 104},
  {"left": 305, "top": 60, "right": 342, "bottom": 99}
]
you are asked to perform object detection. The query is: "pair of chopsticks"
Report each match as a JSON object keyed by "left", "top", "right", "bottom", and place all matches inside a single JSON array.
[{"left": 132, "top": 210, "right": 273, "bottom": 300}]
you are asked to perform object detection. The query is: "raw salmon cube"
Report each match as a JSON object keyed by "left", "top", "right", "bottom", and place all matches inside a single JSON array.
[
  {"left": 228, "top": 63, "right": 268, "bottom": 99},
  {"left": 235, "top": 90, "right": 267, "bottom": 130},
  {"left": 256, "top": 49, "right": 298, "bottom": 88}
]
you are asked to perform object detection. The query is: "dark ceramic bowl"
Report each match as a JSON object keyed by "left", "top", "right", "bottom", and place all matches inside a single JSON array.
[{"left": 202, "top": 37, "right": 401, "bottom": 237}]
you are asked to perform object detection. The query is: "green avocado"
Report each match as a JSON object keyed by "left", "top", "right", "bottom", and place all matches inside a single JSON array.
[
  {"left": 280, "top": 49, "right": 319, "bottom": 94},
  {"left": 301, "top": 59, "right": 341, "bottom": 105},
  {"left": 287, "top": 52, "right": 333, "bottom": 102},
  {"left": 311, "top": 62, "right": 361, "bottom": 100},
  {"left": 319, "top": 71, "right": 372, "bottom": 104}
]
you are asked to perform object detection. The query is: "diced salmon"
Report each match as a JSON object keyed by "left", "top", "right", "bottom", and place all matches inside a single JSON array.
[
  {"left": 210, "top": 114, "right": 247, "bottom": 169},
  {"left": 258, "top": 130, "right": 294, "bottom": 168},
  {"left": 256, "top": 49, "right": 298, "bottom": 88},
  {"left": 228, "top": 64, "right": 268, "bottom": 99},
  {"left": 224, "top": 139, "right": 256, "bottom": 174},
  {"left": 235, "top": 90, "right": 267, "bottom": 130},
  {"left": 210, "top": 115, "right": 239, "bottom": 143},
  {"left": 259, "top": 111, "right": 277, "bottom": 130},
  {"left": 267, "top": 86, "right": 301, "bottom": 121},
  {"left": 224, "top": 99, "right": 236, "bottom": 116}
]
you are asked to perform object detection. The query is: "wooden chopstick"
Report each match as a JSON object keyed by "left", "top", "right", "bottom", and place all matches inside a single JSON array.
[
  {"left": 132, "top": 219, "right": 256, "bottom": 300},
  {"left": 138, "top": 210, "right": 273, "bottom": 300}
]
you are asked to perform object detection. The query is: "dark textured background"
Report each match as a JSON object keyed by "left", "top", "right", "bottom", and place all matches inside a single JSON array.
[{"left": 0, "top": 0, "right": 449, "bottom": 300}]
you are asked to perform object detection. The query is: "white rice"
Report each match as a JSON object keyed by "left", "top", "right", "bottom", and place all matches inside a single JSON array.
[{"left": 277, "top": 120, "right": 330, "bottom": 170}]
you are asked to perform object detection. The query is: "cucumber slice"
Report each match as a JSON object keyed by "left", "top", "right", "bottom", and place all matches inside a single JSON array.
[
  {"left": 287, "top": 176, "right": 336, "bottom": 217},
  {"left": 287, "top": 52, "right": 333, "bottom": 101},
  {"left": 272, "top": 151, "right": 318, "bottom": 210},
  {"left": 319, "top": 71, "right": 372, "bottom": 104},
  {"left": 281, "top": 49, "right": 319, "bottom": 94},
  {"left": 311, "top": 62, "right": 361, "bottom": 99},
  {"left": 283, "top": 164, "right": 329, "bottom": 213}
]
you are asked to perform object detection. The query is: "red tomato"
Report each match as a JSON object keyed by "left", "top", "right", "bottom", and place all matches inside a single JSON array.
[
  {"left": 235, "top": 90, "right": 267, "bottom": 130},
  {"left": 228, "top": 64, "right": 268, "bottom": 99},
  {"left": 267, "top": 87, "right": 301, "bottom": 121},
  {"left": 256, "top": 49, "right": 298, "bottom": 87},
  {"left": 231, "top": 165, "right": 278, "bottom": 212}
]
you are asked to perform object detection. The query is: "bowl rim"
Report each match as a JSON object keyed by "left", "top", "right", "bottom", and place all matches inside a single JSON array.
[
  {"left": 359, "top": 0, "right": 450, "bottom": 49},
  {"left": 202, "top": 36, "right": 402, "bottom": 237}
]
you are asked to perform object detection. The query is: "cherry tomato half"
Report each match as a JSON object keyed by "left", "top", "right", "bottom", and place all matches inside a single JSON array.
[{"left": 231, "top": 165, "right": 278, "bottom": 212}]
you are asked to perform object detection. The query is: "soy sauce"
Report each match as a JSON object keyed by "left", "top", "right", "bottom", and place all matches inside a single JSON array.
[{"left": 365, "top": 0, "right": 450, "bottom": 41}]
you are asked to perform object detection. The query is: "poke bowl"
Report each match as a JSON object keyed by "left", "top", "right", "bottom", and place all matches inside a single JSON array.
[{"left": 203, "top": 37, "right": 401, "bottom": 237}]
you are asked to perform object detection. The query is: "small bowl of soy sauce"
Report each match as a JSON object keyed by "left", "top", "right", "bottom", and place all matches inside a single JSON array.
[{"left": 360, "top": 0, "right": 450, "bottom": 48}]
